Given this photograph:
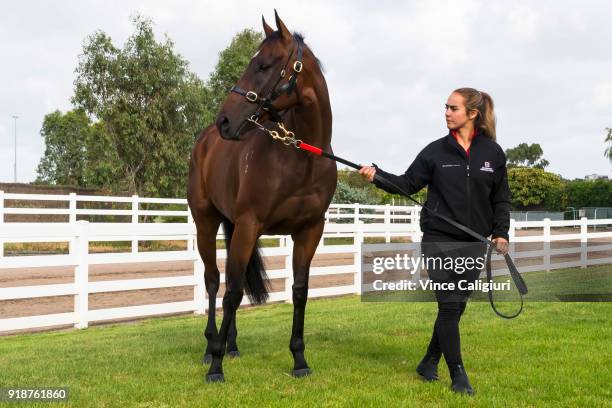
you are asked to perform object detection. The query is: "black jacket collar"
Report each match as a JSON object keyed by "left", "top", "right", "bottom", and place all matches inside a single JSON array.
[{"left": 446, "top": 130, "right": 483, "bottom": 159}]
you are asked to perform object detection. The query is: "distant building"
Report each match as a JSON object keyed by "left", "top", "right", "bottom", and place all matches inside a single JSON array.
[{"left": 584, "top": 174, "right": 609, "bottom": 181}]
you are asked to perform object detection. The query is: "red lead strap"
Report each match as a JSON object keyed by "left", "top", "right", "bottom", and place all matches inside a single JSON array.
[
  {"left": 298, "top": 142, "right": 323, "bottom": 155},
  {"left": 296, "top": 141, "right": 359, "bottom": 170}
]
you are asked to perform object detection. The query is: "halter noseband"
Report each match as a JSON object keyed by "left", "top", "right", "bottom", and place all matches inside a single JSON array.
[{"left": 230, "top": 35, "right": 304, "bottom": 123}]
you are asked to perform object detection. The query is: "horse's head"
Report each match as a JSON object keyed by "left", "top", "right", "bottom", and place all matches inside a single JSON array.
[{"left": 216, "top": 11, "right": 307, "bottom": 140}]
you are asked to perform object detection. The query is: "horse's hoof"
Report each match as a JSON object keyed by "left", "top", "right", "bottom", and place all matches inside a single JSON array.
[
  {"left": 292, "top": 368, "right": 312, "bottom": 378},
  {"left": 206, "top": 373, "right": 225, "bottom": 383},
  {"left": 202, "top": 354, "right": 212, "bottom": 365},
  {"left": 227, "top": 350, "right": 241, "bottom": 358}
]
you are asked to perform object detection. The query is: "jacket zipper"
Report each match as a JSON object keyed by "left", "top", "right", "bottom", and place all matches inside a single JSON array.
[{"left": 466, "top": 154, "right": 471, "bottom": 227}]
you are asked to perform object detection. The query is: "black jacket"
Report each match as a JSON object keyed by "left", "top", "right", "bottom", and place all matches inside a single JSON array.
[{"left": 373, "top": 133, "right": 511, "bottom": 241}]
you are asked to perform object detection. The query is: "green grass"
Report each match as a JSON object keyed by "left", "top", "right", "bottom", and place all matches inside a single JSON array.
[{"left": 1, "top": 297, "right": 610, "bottom": 407}]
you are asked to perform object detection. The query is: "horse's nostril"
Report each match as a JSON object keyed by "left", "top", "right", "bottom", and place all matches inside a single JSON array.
[
  {"left": 219, "top": 116, "right": 229, "bottom": 127},
  {"left": 216, "top": 115, "right": 231, "bottom": 137}
]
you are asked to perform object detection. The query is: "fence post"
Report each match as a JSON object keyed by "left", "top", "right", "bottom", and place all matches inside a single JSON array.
[
  {"left": 285, "top": 236, "right": 294, "bottom": 303},
  {"left": 187, "top": 205, "right": 195, "bottom": 252},
  {"left": 131, "top": 194, "right": 139, "bottom": 253},
  {"left": 384, "top": 204, "right": 391, "bottom": 243},
  {"left": 354, "top": 221, "right": 364, "bottom": 295},
  {"left": 69, "top": 193, "right": 77, "bottom": 256},
  {"left": 411, "top": 206, "right": 420, "bottom": 227},
  {"left": 509, "top": 218, "right": 516, "bottom": 257},
  {"left": 543, "top": 218, "right": 551, "bottom": 272},
  {"left": 354, "top": 203, "right": 360, "bottom": 224},
  {"left": 411, "top": 206, "right": 422, "bottom": 242},
  {"left": 193, "top": 235, "right": 206, "bottom": 315},
  {"left": 69, "top": 192, "right": 77, "bottom": 223},
  {"left": 0, "top": 190, "right": 4, "bottom": 257},
  {"left": 74, "top": 220, "right": 89, "bottom": 329},
  {"left": 580, "top": 217, "right": 588, "bottom": 268}
]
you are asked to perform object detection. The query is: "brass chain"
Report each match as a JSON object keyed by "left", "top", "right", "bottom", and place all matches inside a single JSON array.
[{"left": 247, "top": 117, "right": 302, "bottom": 148}]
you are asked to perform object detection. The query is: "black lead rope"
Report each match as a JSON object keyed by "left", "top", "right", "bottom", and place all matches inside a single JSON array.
[
  {"left": 485, "top": 244, "right": 524, "bottom": 318},
  {"left": 237, "top": 44, "right": 527, "bottom": 317},
  {"left": 312, "top": 150, "right": 528, "bottom": 318}
]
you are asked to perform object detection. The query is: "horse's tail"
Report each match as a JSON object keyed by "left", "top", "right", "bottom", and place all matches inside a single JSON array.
[{"left": 221, "top": 218, "right": 270, "bottom": 305}]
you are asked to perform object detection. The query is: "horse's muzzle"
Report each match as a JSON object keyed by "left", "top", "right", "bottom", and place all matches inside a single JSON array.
[{"left": 216, "top": 115, "right": 237, "bottom": 140}]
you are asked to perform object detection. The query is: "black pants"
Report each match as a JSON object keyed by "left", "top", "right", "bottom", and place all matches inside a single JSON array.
[
  {"left": 421, "top": 232, "right": 486, "bottom": 367},
  {"left": 425, "top": 301, "right": 467, "bottom": 367}
]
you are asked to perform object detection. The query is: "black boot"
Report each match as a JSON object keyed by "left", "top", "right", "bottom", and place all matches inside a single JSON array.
[
  {"left": 449, "top": 364, "right": 474, "bottom": 395},
  {"left": 416, "top": 352, "right": 441, "bottom": 381}
]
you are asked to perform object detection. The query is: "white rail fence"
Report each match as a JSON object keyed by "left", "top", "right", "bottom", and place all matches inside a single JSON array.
[
  {"left": 1, "top": 192, "right": 611, "bottom": 333},
  {"left": 0, "top": 191, "right": 421, "bottom": 224}
]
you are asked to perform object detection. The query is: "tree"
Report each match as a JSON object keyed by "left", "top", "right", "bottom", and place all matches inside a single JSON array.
[
  {"left": 507, "top": 167, "right": 567, "bottom": 210},
  {"left": 605, "top": 128, "right": 612, "bottom": 162},
  {"left": 36, "top": 110, "right": 88, "bottom": 186},
  {"left": 36, "top": 18, "right": 269, "bottom": 197},
  {"left": 36, "top": 109, "right": 122, "bottom": 188},
  {"left": 71, "top": 15, "right": 209, "bottom": 197},
  {"left": 82, "top": 121, "right": 123, "bottom": 189},
  {"left": 566, "top": 179, "right": 612, "bottom": 209},
  {"left": 207, "top": 29, "right": 263, "bottom": 115},
  {"left": 332, "top": 168, "right": 427, "bottom": 205},
  {"left": 332, "top": 179, "right": 379, "bottom": 204},
  {"left": 505, "top": 143, "right": 550, "bottom": 169},
  {"left": 333, "top": 168, "right": 386, "bottom": 204},
  {"left": 36, "top": 110, "right": 93, "bottom": 186}
]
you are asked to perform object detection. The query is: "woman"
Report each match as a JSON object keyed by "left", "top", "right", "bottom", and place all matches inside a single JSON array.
[{"left": 359, "top": 88, "right": 511, "bottom": 395}]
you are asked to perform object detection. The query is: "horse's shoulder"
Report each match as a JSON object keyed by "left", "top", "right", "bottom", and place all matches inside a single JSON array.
[
  {"left": 190, "top": 125, "right": 221, "bottom": 166},
  {"left": 195, "top": 124, "right": 219, "bottom": 145}
]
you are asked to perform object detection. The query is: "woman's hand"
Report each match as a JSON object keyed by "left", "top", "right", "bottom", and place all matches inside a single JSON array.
[
  {"left": 492, "top": 237, "right": 509, "bottom": 255},
  {"left": 359, "top": 166, "right": 377, "bottom": 182}
]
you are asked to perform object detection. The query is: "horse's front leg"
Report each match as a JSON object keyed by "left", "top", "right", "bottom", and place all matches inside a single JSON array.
[
  {"left": 289, "top": 220, "right": 325, "bottom": 377},
  {"left": 206, "top": 220, "right": 260, "bottom": 382},
  {"left": 194, "top": 219, "right": 221, "bottom": 365}
]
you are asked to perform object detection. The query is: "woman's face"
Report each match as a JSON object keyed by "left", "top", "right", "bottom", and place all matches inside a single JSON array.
[{"left": 445, "top": 92, "right": 476, "bottom": 131}]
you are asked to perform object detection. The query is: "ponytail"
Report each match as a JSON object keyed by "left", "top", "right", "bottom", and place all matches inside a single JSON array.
[{"left": 453, "top": 88, "right": 497, "bottom": 141}]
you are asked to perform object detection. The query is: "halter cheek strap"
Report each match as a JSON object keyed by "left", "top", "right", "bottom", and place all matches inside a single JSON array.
[{"left": 230, "top": 35, "right": 304, "bottom": 123}]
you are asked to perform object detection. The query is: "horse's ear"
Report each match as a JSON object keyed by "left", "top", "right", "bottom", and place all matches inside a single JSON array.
[
  {"left": 274, "top": 9, "right": 291, "bottom": 40},
  {"left": 262, "top": 15, "right": 274, "bottom": 38}
]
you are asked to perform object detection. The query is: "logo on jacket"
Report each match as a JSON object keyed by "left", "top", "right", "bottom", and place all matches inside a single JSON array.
[{"left": 480, "top": 161, "right": 494, "bottom": 173}]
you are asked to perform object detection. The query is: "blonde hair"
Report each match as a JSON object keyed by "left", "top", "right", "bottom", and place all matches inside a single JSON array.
[{"left": 453, "top": 87, "right": 496, "bottom": 141}]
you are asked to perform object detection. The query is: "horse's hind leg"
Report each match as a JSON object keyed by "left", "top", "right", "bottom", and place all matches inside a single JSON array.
[
  {"left": 226, "top": 314, "right": 240, "bottom": 357},
  {"left": 195, "top": 212, "right": 222, "bottom": 365},
  {"left": 289, "top": 220, "right": 325, "bottom": 377}
]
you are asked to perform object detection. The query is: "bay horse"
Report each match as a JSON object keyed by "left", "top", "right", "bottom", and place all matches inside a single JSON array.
[{"left": 187, "top": 11, "right": 336, "bottom": 382}]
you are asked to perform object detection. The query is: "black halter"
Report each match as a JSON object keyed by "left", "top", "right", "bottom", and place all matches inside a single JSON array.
[{"left": 230, "top": 35, "right": 304, "bottom": 123}]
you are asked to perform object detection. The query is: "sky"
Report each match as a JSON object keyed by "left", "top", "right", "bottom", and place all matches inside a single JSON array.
[{"left": 1, "top": 0, "right": 611, "bottom": 187}]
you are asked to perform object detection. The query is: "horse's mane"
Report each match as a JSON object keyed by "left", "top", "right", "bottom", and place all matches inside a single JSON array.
[
  {"left": 263, "top": 31, "right": 325, "bottom": 73},
  {"left": 293, "top": 32, "right": 325, "bottom": 73}
]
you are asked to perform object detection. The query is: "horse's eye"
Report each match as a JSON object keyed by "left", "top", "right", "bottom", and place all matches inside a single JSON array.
[{"left": 258, "top": 64, "right": 270, "bottom": 72}]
